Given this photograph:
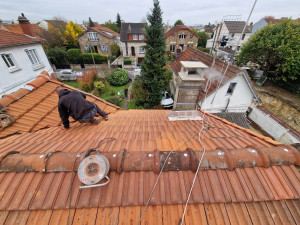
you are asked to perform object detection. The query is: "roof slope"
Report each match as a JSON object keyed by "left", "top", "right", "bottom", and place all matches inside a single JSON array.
[
  {"left": 164, "top": 25, "right": 200, "bottom": 39},
  {"left": 120, "top": 22, "right": 146, "bottom": 42},
  {"left": 0, "top": 109, "right": 299, "bottom": 224},
  {"left": 1, "top": 23, "right": 44, "bottom": 37},
  {"left": 0, "top": 29, "right": 45, "bottom": 48},
  {"left": 0, "top": 71, "right": 120, "bottom": 138},
  {"left": 224, "top": 21, "right": 252, "bottom": 33},
  {"left": 79, "top": 26, "right": 119, "bottom": 39}
]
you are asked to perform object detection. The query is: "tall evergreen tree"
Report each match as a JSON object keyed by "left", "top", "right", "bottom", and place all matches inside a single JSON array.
[
  {"left": 141, "top": 0, "right": 167, "bottom": 108},
  {"left": 116, "top": 13, "right": 121, "bottom": 29},
  {"left": 88, "top": 17, "right": 94, "bottom": 27}
]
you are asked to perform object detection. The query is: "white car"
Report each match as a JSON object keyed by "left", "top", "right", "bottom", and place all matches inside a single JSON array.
[
  {"left": 58, "top": 70, "right": 83, "bottom": 81},
  {"left": 161, "top": 91, "right": 174, "bottom": 109}
]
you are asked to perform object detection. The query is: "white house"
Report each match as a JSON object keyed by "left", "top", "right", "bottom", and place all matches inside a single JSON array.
[
  {"left": 170, "top": 47, "right": 260, "bottom": 112},
  {"left": 206, "top": 21, "right": 252, "bottom": 52},
  {"left": 0, "top": 28, "right": 53, "bottom": 97}
]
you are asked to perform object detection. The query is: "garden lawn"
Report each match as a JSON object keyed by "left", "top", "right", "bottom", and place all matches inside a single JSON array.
[
  {"left": 99, "top": 83, "right": 130, "bottom": 99},
  {"left": 128, "top": 100, "right": 136, "bottom": 109},
  {"left": 63, "top": 81, "right": 79, "bottom": 89}
]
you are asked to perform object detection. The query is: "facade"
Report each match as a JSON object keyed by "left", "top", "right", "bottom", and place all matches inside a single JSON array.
[
  {"left": 0, "top": 28, "right": 53, "bottom": 97},
  {"left": 120, "top": 22, "right": 146, "bottom": 64},
  {"left": 164, "top": 25, "right": 199, "bottom": 54},
  {"left": 170, "top": 47, "right": 260, "bottom": 112},
  {"left": 206, "top": 21, "right": 252, "bottom": 52},
  {"left": 78, "top": 27, "right": 120, "bottom": 56}
]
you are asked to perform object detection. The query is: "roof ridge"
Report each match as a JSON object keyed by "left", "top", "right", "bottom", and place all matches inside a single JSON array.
[
  {"left": 0, "top": 28, "right": 45, "bottom": 42},
  {"left": 205, "top": 111, "right": 280, "bottom": 145}
]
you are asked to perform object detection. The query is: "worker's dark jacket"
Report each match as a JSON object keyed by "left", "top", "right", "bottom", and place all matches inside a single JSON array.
[{"left": 58, "top": 89, "right": 95, "bottom": 128}]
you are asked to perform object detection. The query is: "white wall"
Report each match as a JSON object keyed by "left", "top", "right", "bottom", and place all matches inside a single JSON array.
[
  {"left": 248, "top": 106, "right": 300, "bottom": 144},
  {"left": 201, "top": 73, "right": 254, "bottom": 113},
  {"left": 0, "top": 43, "right": 53, "bottom": 97}
]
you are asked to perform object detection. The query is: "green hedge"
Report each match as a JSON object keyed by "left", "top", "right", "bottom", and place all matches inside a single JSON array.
[
  {"left": 123, "top": 57, "right": 132, "bottom": 65},
  {"left": 67, "top": 49, "right": 82, "bottom": 64},
  {"left": 82, "top": 53, "right": 108, "bottom": 64}
]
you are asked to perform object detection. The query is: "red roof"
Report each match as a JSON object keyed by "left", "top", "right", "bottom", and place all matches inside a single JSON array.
[
  {"left": 170, "top": 47, "right": 244, "bottom": 100},
  {"left": 80, "top": 26, "right": 119, "bottom": 39},
  {"left": 0, "top": 71, "right": 299, "bottom": 224},
  {"left": 0, "top": 29, "right": 45, "bottom": 48},
  {"left": 164, "top": 25, "right": 200, "bottom": 39},
  {"left": 1, "top": 23, "right": 44, "bottom": 36}
]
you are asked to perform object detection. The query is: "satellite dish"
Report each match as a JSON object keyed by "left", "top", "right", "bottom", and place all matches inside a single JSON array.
[{"left": 78, "top": 155, "right": 110, "bottom": 187}]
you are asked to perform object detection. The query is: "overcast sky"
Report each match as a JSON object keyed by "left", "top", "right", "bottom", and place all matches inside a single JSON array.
[{"left": 1, "top": 0, "right": 299, "bottom": 26}]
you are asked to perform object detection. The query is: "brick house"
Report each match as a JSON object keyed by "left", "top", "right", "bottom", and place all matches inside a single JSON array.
[
  {"left": 164, "top": 25, "right": 199, "bottom": 54},
  {"left": 78, "top": 27, "right": 120, "bottom": 56},
  {"left": 120, "top": 23, "right": 146, "bottom": 64}
]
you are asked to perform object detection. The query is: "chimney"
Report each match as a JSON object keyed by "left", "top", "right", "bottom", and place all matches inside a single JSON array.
[{"left": 18, "top": 13, "right": 36, "bottom": 37}]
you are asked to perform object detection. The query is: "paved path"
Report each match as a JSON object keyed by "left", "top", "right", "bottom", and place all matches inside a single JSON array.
[{"left": 123, "top": 81, "right": 133, "bottom": 110}]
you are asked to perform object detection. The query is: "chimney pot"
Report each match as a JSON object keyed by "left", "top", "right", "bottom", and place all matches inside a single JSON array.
[{"left": 17, "top": 13, "right": 36, "bottom": 37}]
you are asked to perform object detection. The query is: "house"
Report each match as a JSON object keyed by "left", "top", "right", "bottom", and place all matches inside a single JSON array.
[
  {"left": 206, "top": 21, "right": 252, "bottom": 52},
  {"left": 0, "top": 14, "right": 44, "bottom": 38},
  {"left": 78, "top": 27, "right": 120, "bottom": 56},
  {"left": 0, "top": 28, "right": 53, "bottom": 97},
  {"left": 120, "top": 22, "right": 146, "bottom": 64},
  {"left": 164, "top": 25, "right": 199, "bottom": 54},
  {"left": 0, "top": 73, "right": 299, "bottom": 224},
  {"left": 170, "top": 47, "right": 260, "bottom": 112}
]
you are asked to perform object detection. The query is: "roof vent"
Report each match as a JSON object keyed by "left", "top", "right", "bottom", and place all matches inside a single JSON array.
[
  {"left": 77, "top": 155, "right": 110, "bottom": 189},
  {"left": 168, "top": 110, "right": 203, "bottom": 121}
]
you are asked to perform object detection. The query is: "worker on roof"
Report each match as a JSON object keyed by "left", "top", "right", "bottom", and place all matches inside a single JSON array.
[{"left": 56, "top": 86, "right": 108, "bottom": 129}]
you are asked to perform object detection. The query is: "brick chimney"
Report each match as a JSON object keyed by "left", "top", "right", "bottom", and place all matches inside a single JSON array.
[{"left": 18, "top": 13, "right": 36, "bottom": 37}]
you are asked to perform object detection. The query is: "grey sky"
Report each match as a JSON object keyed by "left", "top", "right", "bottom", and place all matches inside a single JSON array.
[{"left": 0, "top": 0, "right": 299, "bottom": 26}]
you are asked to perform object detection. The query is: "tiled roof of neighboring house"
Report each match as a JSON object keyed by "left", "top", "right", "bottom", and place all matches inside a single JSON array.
[
  {"left": 0, "top": 71, "right": 120, "bottom": 138},
  {"left": 0, "top": 29, "right": 45, "bottom": 48},
  {"left": 0, "top": 107, "right": 299, "bottom": 224},
  {"left": 164, "top": 25, "right": 200, "bottom": 39},
  {"left": 213, "top": 112, "right": 250, "bottom": 128},
  {"left": 217, "top": 46, "right": 235, "bottom": 55},
  {"left": 79, "top": 26, "right": 119, "bottom": 39},
  {"left": 204, "top": 27, "right": 213, "bottom": 33},
  {"left": 1, "top": 23, "right": 44, "bottom": 37},
  {"left": 170, "top": 47, "right": 260, "bottom": 101},
  {"left": 120, "top": 22, "right": 146, "bottom": 42},
  {"left": 224, "top": 21, "right": 252, "bottom": 33}
]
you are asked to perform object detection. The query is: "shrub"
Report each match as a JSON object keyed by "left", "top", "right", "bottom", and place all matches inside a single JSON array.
[
  {"left": 108, "top": 68, "right": 129, "bottom": 86},
  {"left": 111, "top": 44, "right": 120, "bottom": 57},
  {"left": 67, "top": 49, "right": 82, "bottom": 64},
  {"left": 47, "top": 47, "right": 68, "bottom": 65},
  {"left": 94, "top": 81, "right": 106, "bottom": 93},
  {"left": 123, "top": 57, "right": 132, "bottom": 65},
  {"left": 132, "top": 77, "right": 149, "bottom": 106},
  {"left": 110, "top": 90, "right": 117, "bottom": 96},
  {"left": 82, "top": 53, "right": 108, "bottom": 64},
  {"left": 197, "top": 46, "right": 210, "bottom": 53},
  {"left": 77, "top": 69, "right": 98, "bottom": 92},
  {"left": 105, "top": 96, "right": 121, "bottom": 106}
]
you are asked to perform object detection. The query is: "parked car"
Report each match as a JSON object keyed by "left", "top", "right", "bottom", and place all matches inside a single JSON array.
[
  {"left": 58, "top": 70, "right": 83, "bottom": 81},
  {"left": 161, "top": 91, "right": 174, "bottom": 109}
]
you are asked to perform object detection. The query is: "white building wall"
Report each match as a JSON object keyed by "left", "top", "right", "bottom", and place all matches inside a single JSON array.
[
  {"left": 201, "top": 73, "right": 254, "bottom": 113},
  {"left": 0, "top": 43, "right": 53, "bottom": 97},
  {"left": 248, "top": 106, "right": 300, "bottom": 144},
  {"left": 39, "top": 20, "right": 49, "bottom": 31}
]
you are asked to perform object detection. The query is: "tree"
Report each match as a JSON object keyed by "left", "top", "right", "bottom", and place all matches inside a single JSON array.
[
  {"left": 41, "top": 17, "right": 66, "bottom": 50},
  {"left": 116, "top": 13, "right": 121, "bottom": 29},
  {"left": 238, "top": 19, "right": 300, "bottom": 82},
  {"left": 141, "top": 0, "right": 167, "bottom": 108},
  {"left": 197, "top": 31, "right": 209, "bottom": 48},
  {"left": 102, "top": 20, "right": 120, "bottom": 33},
  {"left": 88, "top": 17, "right": 94, "bottom": 27},
  {"left": 64, "top": 21, "right": 84, "bottom": 49},
  {"left": 174, "top": 19, "right": 184, "bottom": 26}
]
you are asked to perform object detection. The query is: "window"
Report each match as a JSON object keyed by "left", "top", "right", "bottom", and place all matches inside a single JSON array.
[
  {"left": 170, "top": 45, "right": 175, "bottom": 53},
  {"left": 172, "top": 34, "right": 175, "bottom": 39},
  {"left": 101, "top": 45, "right": 107, "bottom": 53},
  {"left": 242, "top": 34, "right": 246, "bottom": 40},
  {"left": 84, "top": 45, "right": 90, "bottom": 53},
  {"left": 188, "top": 69, "right": 197, "bottom": 75},
  {"left": 179, "top": 34, "right": 186, "bottom": 39},
  {"left": 226, "top": 83, "right": 237, "bottom": 95},
  {"left": 190, "top": 34, "right": 193, "bottom": 39},
  {"left": 139, "top": 46, "right": 145, "bottom": 53},
  {"left": 88, "top": 32, "right": 99, "bottom": 41},
  {"left": 1, "top": 53, "right": 20, "bottom": 72},
  {"left": 139, "top": 34, "right": 144, "bottom": 40},
  {"left": 133, "top": 34, "right": 138, "bottom": 40},
  {"left": 25, "top": 49, "right": 44, "bottom": 70}
]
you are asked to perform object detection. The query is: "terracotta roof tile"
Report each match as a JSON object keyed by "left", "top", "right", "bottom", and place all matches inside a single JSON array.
[{"left": 164, "top": 25, "right": 200, "bottom": 39}]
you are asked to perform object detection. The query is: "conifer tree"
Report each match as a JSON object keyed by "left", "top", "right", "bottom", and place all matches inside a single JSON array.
[
  {"left": 141, "top": 0, "right": 167, "bottom": 108},
  {"left": 88, "top": 17, "right": 94, "bottom": 27},
  {"left": 116, "top": 13, "right": 121, "bottom": 30}
]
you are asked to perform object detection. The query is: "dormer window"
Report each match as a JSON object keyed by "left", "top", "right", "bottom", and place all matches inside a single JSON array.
[
  {"left": 188, "top": 69, "right": 197, "bottom": 75},
  {"left": 190, "top": 34, "right": 193, "bottom": 39},
  {"left": 172, "top": 34, "right": 175, "bottom": 39},
  {"left": 88, "top": 32, "right": 99, "bottom": 41},
  {"left": 139, "top": 34, "right": 144, "bottom": 40},
  {"left": 133, "top": 34, "right": 138, "bottom": 40},
  {"left": 179, "top": 34, "right": 186, "bottom": 39}
]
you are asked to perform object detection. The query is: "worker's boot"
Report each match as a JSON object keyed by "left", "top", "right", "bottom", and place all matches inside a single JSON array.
[{"left": 90, "top": 118, "right": 101, "bottom": 124}]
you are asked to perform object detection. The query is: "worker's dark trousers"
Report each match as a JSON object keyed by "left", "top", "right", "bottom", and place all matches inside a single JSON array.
[{"left": 79, "top": 103, "right": 107, "bottom": 123}]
